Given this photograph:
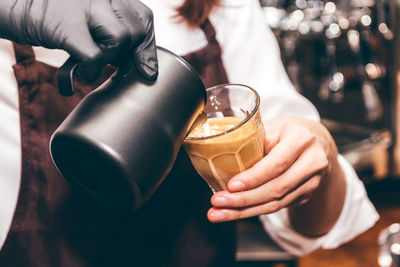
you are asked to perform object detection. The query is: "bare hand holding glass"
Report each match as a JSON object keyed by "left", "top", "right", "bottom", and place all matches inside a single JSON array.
[{"left": 206, "top": 119, "right": 345, "bottom": 241}]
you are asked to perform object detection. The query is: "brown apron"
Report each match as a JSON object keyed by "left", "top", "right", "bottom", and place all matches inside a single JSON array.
[{"left": 0, "top": 19, "right": 235, "bottom": 267}]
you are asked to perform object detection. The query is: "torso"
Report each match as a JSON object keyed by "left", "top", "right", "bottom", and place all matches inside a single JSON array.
[{"left": 0, "top": 17, "right": 236, "bottom": 266}]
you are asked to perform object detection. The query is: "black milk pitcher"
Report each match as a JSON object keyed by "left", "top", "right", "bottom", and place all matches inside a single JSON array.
[{"left": 50, "top": 47, "right": 206, "bottom": 211}]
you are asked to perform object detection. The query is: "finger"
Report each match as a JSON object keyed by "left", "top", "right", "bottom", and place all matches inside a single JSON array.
[
  {"left": 133, "top": 20, "right": 158, "bottom": 80},
  {"left": 228, "top": 125, "right": 316, "bottom": 192},
  {"left": 62, "top": 25, "right": 103, "bottom": 82},
  {"left": 89, "top": 1, "right": 131, "bottom": 64},
  {"left": 208, "top": 175, "right": 321, "bottom": 223},
  {"left": 213, "top": 143, "right": 327, "bottom": 208},
  {"left": 111, "top": 0, "right": 158, "bottom": 80}
]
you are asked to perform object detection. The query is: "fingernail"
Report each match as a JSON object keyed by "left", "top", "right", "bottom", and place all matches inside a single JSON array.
[
  {"left": 229, "top": 181, "right": 244, "bottom": 191},
  {"left": 213, "top": 196, "right": 228, "bottom": 206},
  {"left": 209, "top": 210, "right": 225, "bottom": 221}
]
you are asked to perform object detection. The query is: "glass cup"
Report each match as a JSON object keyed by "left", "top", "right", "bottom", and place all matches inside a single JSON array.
[{"left": 183, "top": 84, "right": 266, "bottom": 192}]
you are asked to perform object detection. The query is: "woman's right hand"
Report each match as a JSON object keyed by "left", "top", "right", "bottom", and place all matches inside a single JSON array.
[{"left": 0, "top": 0, "right": 158, "bottom": 81}]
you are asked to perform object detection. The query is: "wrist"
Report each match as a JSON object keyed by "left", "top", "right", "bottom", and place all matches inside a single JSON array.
[
  {"left": 288, "top": 119, "right": 346, "bottom": 237},
  {"left": 288, "top": 148, "right": 346, "bottom": 237}
]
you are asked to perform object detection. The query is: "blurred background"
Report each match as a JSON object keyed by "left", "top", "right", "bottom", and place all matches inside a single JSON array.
[
  {"left": 235, "top": 0, "right": 400, "bottom": 266},
  {"left": 261, "top": 0, "right": 393, "bottom": 182}
]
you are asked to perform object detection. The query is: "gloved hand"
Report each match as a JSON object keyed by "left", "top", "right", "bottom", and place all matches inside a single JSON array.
[{"left": 0, "top": 0, "right": 158, "bottom": 81}]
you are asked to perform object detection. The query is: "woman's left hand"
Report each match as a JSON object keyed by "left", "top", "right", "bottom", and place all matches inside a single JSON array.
[{"left": 207, "top": 116, "right": 338, "bottom": 223}]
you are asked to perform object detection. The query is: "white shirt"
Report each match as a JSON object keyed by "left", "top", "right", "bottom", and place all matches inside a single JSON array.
[{"left": 0, "top": 0, "right": 379, "bottom": 255}]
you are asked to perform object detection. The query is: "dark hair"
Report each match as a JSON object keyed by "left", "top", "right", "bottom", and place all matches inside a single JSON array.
[{"left": 176, "top": 0, "right": 220, "bottom": 27}]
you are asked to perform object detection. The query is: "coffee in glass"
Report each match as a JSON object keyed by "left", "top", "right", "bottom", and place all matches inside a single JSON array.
[{"left": 184, "top": 84, "right": 265, "bottom": 192}]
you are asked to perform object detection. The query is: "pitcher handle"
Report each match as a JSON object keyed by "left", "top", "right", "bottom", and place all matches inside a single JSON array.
[{"left": 57, "top": 57, "right": 78, "bottom": 96}]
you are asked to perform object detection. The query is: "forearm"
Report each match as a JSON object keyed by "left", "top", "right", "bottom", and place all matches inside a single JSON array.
[
  {"left": 0, "top": 0, "right": 24, "bottom": 41},
  {"left": 288, "top": 121, "right": 346, "bottom": 237}
]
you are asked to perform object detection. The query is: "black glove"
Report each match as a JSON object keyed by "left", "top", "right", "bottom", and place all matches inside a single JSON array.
[{"left": 0, "top": 0, "right": 158, "bottom": 81}]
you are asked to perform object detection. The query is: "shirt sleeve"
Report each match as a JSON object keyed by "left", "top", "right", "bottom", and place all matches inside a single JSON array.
[
  {"left": 212, "top": 1, "right": 320, "bottom": 122},
  {"left": 259, "top": 155, "right": 380, "bottom": 256}
]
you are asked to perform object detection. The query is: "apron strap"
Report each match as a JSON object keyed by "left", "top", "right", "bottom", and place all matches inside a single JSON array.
[
  {"left": 12, "top": 42, "right": 35, "bottom": 63},
  {"left": 200, "top": 19, "right": 217, "bottom": 43},
  {"left": 181, "top": 18, "right": 229, "bottom": 88}
]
